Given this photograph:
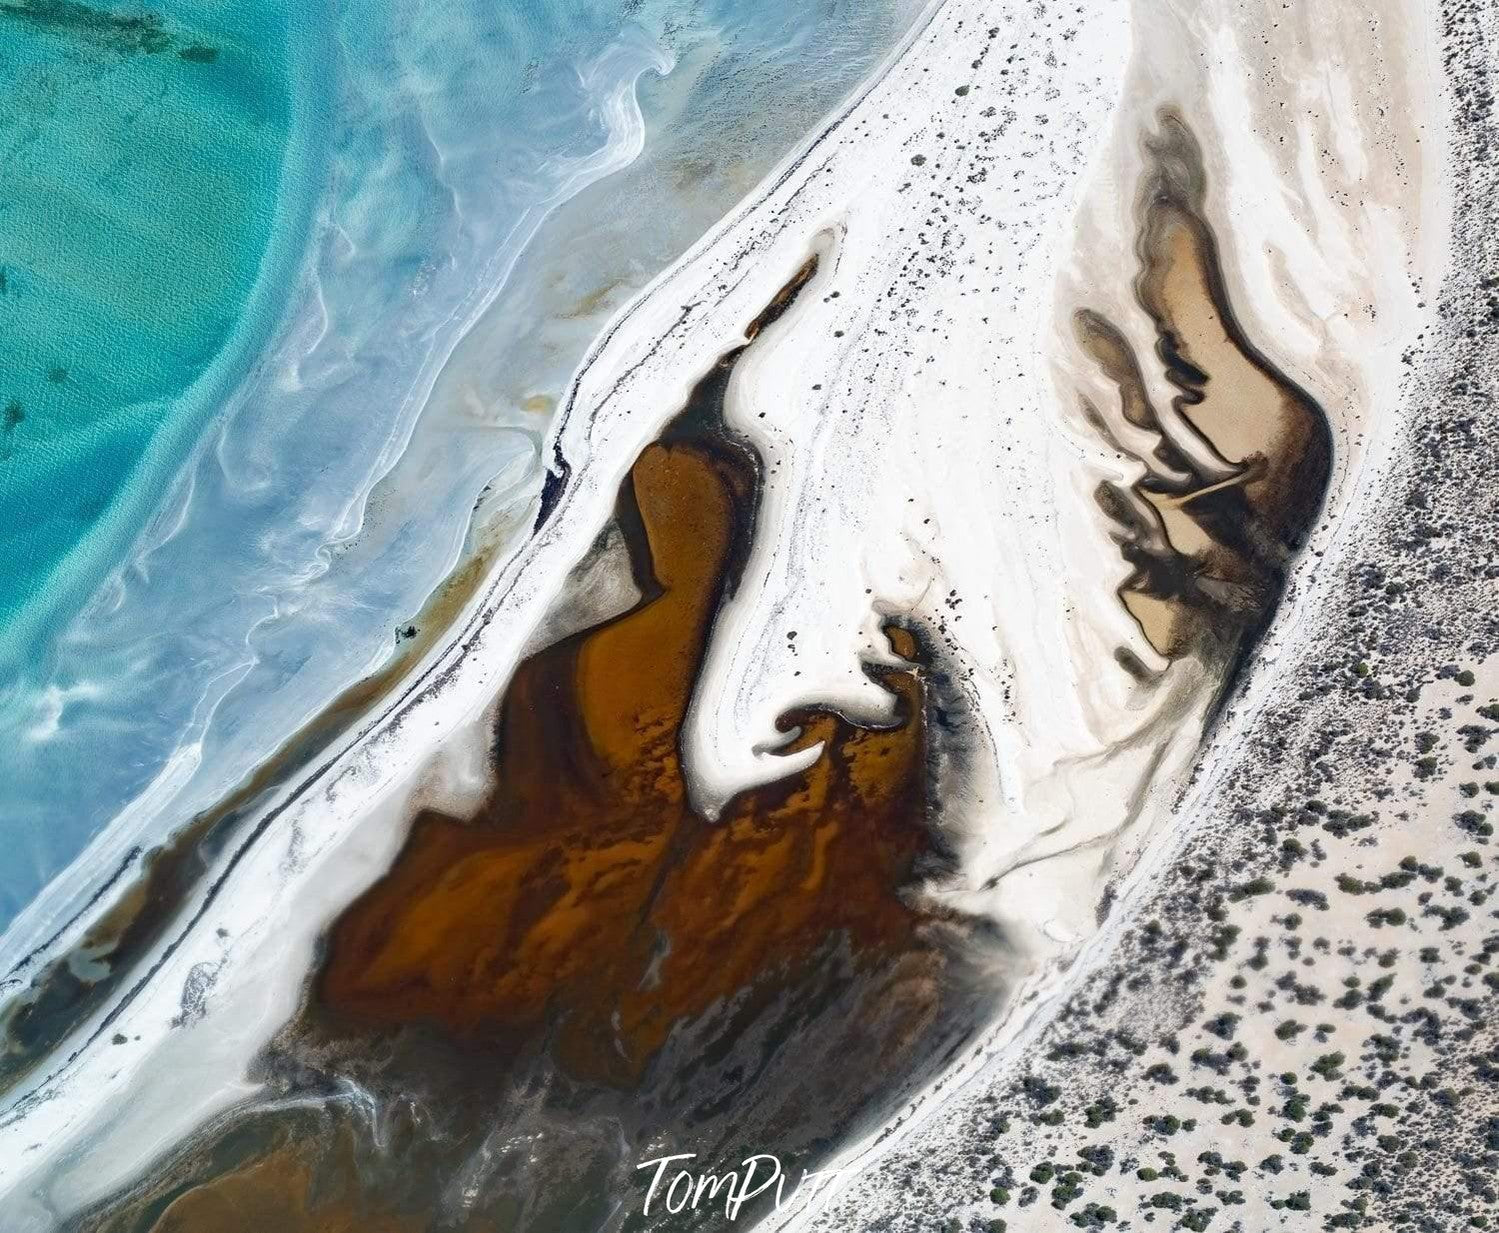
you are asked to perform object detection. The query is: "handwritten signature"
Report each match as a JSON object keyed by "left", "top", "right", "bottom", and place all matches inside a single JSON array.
[{"left": 636, "top": 1152, "right": 844, "bottom": 1223}]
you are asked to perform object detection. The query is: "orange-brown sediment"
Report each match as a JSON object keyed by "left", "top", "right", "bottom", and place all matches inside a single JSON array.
[{"left": 319, "top": 411, "right": 933, "bottom": 1084}]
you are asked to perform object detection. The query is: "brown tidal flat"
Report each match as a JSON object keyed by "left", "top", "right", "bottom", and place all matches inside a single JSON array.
[
  {"left": 320, "top": 409, "right": 935, "bottom": 1084},
  {"left": 76, "top": 289, "right": 966, "bottom": 1233},
  {"left": 1079, "top": 111, "right": 1332, "bottom": 663}
]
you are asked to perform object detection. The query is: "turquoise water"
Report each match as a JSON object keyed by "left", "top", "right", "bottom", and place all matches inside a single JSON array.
[{"left": 0, "top": 0, "right": 314, "bottom": 650}]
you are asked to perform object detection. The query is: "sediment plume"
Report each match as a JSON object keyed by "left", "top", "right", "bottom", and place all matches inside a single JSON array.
[
  {"left": 1079, "top": 110, "right": 1332, "bottom": 663},
  {"left": 69, "top": 321, "right": 979, "bottom": 1233}
]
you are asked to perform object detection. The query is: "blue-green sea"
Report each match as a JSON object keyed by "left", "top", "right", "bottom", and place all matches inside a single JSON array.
[
  {"left": 0, "top": 0, "right": 920, "bottom": 952},
  {"left": 0, "top": 0, "right": 319, "bottom": 654}
]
